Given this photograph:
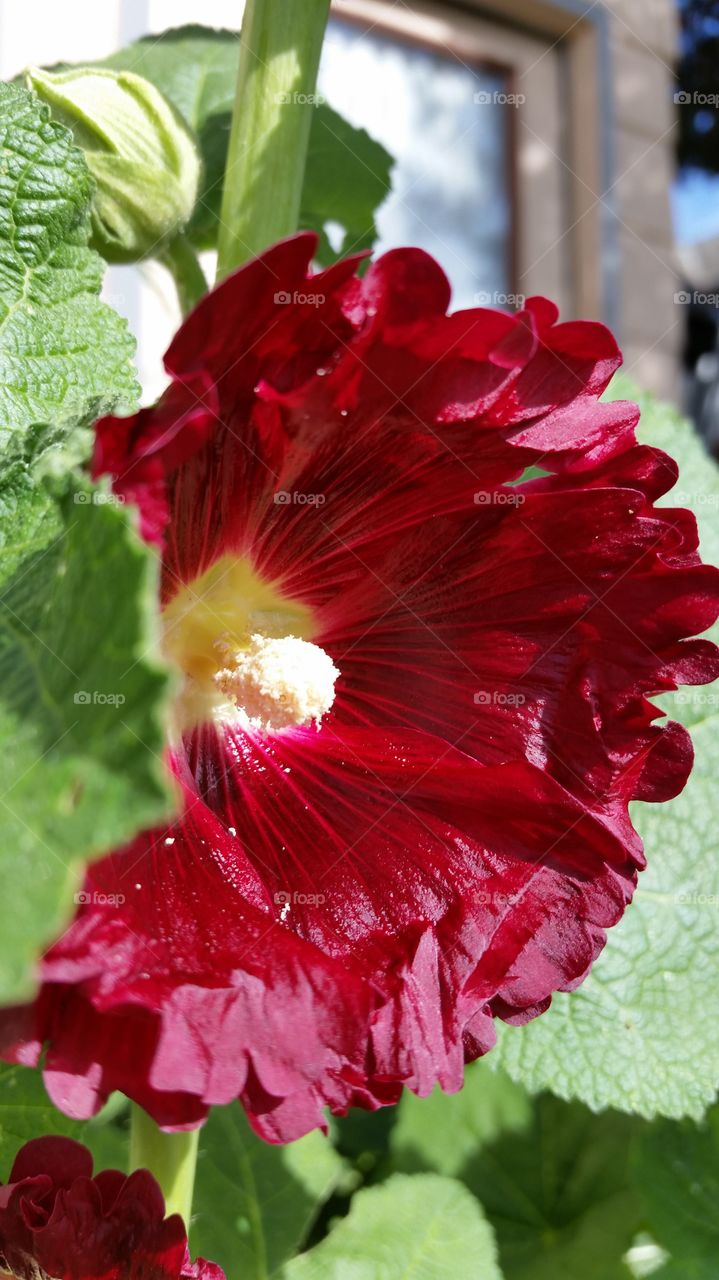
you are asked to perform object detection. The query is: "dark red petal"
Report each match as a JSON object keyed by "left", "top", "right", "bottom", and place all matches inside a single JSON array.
[
  {"left": 181, "top": 1248, "right": 227, "bottom": 1280},
  {"left": 215, "top": 431, "right": 717, "bottom": 824},
  {"left": 359, "top": 247, "right": 452, "bottom": 326},
  {"left": 505, "top": 396, "right": 640, "bottom": 467},
  {"left": 0, "top": 1138, "right": 218, "bottom": 1280},
  {"left": 93, "top": 373, "right": 219, "bottom": 545},
  {"left": 164, "top": 233, "right": 319, "bottom": 382},
  {"left": 8, "top": 1137, "right": 93, "bottom": 1188},
  {"left": 0, "top": 725, "right": 643, "bottom": 1140}
]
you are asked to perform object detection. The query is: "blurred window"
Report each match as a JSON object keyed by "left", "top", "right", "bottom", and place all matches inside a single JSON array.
[{"left": 319, "top": 18, "right": 513, "bottom": 308}]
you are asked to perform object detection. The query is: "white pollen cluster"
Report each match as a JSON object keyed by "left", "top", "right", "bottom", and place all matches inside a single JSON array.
[{"left": 213, "top": 633, "right": 340, "bottom": 732}]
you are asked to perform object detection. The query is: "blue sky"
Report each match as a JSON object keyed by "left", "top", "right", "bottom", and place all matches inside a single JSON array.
[{"left": 673, "top": 167, "right": 719, "bottom": 245}]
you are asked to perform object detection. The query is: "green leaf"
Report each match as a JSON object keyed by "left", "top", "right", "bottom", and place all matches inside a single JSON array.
[
  {"left": 391, "top": 1060, "right": 532, "bottom": 1179},
  {"left": 0, "top": 1063, "right": 85, "bottom": 1175},
  {"left": 0, "top": 82, "right": 137, "bottom": 443},
  {"left": 300, "top": 104, "right": 392, "bottom": 263},
  {"left": 0, "top": 1063, "right": 128, "bottom": 1177},
  {"left": 0, "top": 460, "right": 172, "bottom": 999},
  {"left": 330, "top": 1105, "right": 397, "bottom": 1174},
  {"left": 92, "top": 25, "right": 392, "bottom": 259},
  {"left": 634, "top": 1101, "right": 719, "bottom": 1278},
  {"left": 492, "top": 382, "right": 719, "bottom": 1120},
  {"left": 281, "top": 1173, "right": 502, "bottom": 1280},
  {"left": 391, "top": 1063, "right": 640, "bottom": 1280},
  {"left": 190, "top": 1102, "right": 346, "bottom": 1280}
]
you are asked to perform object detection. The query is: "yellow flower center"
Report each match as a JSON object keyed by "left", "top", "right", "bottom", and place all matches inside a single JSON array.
[{"left": 162, "top": 555, "right": 339, "bottom": 732}]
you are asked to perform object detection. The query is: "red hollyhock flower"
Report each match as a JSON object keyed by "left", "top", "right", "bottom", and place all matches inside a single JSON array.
[
  {"left": 0, "top": 1136, "right": 223, "bottom": 1279},
  {"left": 2, "top": 235, "right": 718, "bottom": 1141}
]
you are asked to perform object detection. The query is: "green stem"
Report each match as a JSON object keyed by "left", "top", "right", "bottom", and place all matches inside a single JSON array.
[
  {"left": 216, "top": 0, "right": 331, "bottom": 278},
  {"left": 160, "top": 233, "right": 208, "bottom": 315},
  {"left": 129, "top": 1104, "right": 200, "bottom": 1226}
]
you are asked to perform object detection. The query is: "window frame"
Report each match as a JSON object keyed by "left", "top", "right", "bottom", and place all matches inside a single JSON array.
[{"left": 331, "top": 0, "right": 613, "bottom": 323}]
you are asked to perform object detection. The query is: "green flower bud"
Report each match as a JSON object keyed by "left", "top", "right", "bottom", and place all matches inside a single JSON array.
[{"left": 26, "top": 65, "right": 201, "bottom": 263}]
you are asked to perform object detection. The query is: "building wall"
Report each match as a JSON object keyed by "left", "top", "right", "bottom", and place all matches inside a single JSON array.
[
  {"left": 459, "top": 0, "right": 682, "bottom": 400},
  {"left": 604, "top": 0, "right": 681, "bottom": 401}
]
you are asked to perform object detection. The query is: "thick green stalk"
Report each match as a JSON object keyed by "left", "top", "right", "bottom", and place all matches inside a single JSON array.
[
  {"left": 129, "top": 1104, "right": 200, "bottom": 1226},
  {"left": 160, "top": 233, "right": 209, "bottom": 316},
  {"left": 216, "top": 0, "right": 331, "bottom": 278}
]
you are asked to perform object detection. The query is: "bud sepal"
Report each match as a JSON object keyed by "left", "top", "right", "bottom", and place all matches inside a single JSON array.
[{"left": 26, "top": 65, "right": 201, "bottom": 263}]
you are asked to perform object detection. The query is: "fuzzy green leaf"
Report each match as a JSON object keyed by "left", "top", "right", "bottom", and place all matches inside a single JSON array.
[
  {"left": 301, "top": 103, "right": 392, "bottom": 263},
  {"left": 0, "top": 82, "right": 137, "bottom": 441},
  {"left": 281, "top": 1173, "right": 502, "bottom": 1280},
  {"left": 0, "top": 1062, "right": 129, "bottom": 1177},
  {"left": 190, "top": 1102, "right": 346, "bottom": 1280},
  {"left": 392, "top": 1063, "right": 641, "bottom": 1280},
  {"left": 0, "top": 1063, "right": 85, "bottom": 1173},
  {"left": 634, "top": 1101, "right": 719, "bottom": 1278},
  {"left": 0, "top": 458, "right": 171, "bottom": 999}
]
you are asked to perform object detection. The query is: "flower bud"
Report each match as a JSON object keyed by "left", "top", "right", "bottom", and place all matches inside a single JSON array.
[{"left": 26, "top": 65, "right": 201, "bottom": 263}]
